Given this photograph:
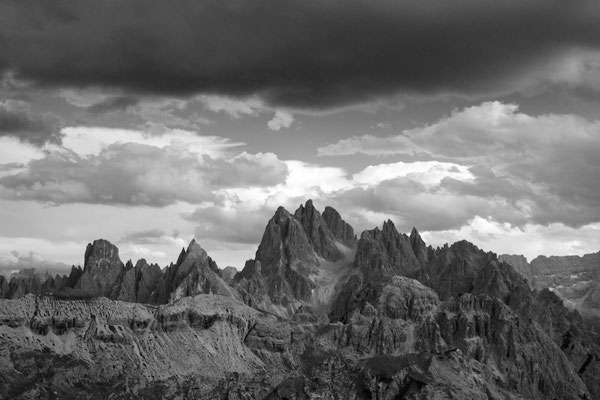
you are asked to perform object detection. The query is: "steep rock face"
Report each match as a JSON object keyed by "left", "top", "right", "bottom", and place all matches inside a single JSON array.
[
  {"left": 329, "top": 276, "right": 441, "bottom": 355},
  {"left": 420, "top": 240, "right": 496, "bottom": 300},
  {"left": 235, "top": 203, "right": 356, "bottom": 318},
  {"left": 152, "top": 239, "right": 237, "bottom": 304},
  {"left": 322, "top": 205, "right": 356, "bottom": 248},
  {"left": 409, "top": 227, "right": 429, "bottom": 268},
  {"left": 530, "top": 252, "right": 600, "bottom": 316},
  {"left": 417, "top": 294, "right": 590, "bottom": 400},
  {"left": 330, "top": 221, "right": 425, "bottom": 333},
  {"left": 293, "top": 199, "right": 345, "bottom": 262},
  {"left": 117, "top": 259, "right": 162, "bottom": 304},
  {"left": 236, "top": 207, "right": 319, "bottom": 316},
  {"left": 354, "top": 220, "right": 421, "bottom": 280},
  {"left": 75, "top": 239, "right": 125, "bottom": 298},
  {"left": 499, "top": 254, "right": 533, "bottom": 285}
]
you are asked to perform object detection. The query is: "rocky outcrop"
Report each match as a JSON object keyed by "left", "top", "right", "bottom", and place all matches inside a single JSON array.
[{"left": 75, "top": 239, "right": 126, "bottom": 298}]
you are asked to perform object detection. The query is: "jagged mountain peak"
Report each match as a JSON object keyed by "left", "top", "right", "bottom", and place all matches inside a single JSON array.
[
  {"left": 354, "top": 221, "right": 421, "bottom": 280},
  {"left": 294, "top": 199, "right": 345, "bottom": 262},
  {"left": 274, "top": 205, "right": 292, "bottom": 219},
  {"left": 382, "top": 219, "right": 396, "bottom": 232},
  {"left": 409, "top": 226, "right": 428, "bottom": 267},
  {"left": 77, "top": 238, "right": 125, "bottom": 298},
  {"left": 83, "top": 238, "right": 122, "bottom": 270},
  {"left": 322, "top": 205, "right": 356, "bottom": 247},
  {"left": 185, "top": 238, "right": 208, "bottom": 262}
]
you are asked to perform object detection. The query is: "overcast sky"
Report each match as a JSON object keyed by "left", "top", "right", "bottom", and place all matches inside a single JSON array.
[{"left": 1, "top": 0, "right": 600, "bottom": 272}]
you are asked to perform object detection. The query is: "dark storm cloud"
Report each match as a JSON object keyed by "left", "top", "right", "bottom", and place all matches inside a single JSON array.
[
  {"left": 86, "top": 96, "right": 139, "bottom": 115},
  {"left": 0, "top": 100, "right": 62, "bottom": 145},
  {"left": 1, "top": 0, "right": 600, "bottom": 108}
]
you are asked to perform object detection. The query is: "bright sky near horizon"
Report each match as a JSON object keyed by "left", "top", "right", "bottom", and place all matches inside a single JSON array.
[{"left": 1, "top": 0, "right": 600, "bottom": 273}]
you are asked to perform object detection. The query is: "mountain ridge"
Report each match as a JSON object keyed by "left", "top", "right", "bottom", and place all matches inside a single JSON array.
[{"left": 1, "top": 200, "right": 600, "bottom": 399}]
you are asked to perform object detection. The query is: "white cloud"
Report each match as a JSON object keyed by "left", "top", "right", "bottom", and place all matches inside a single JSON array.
[
  {"left": 0, "top": 143, "right": 288, "bottom": 206},
  {"left": 352, "top": 161, "right": 473, "bottom": 188},
  {"left": 0, "top": 137, "right": 45, "bottom": 171},
  {"left": 199, "top": 95, "right": 265, "bottom": 118},
  {"left": 60, "top": 126, "right": 243, "bottom": 158},
  {"left": 268, "top": 110, "right": 295, "bottom": 131},
  {"left": 318, "top": 101, "right": 600, "bottom": 228}
]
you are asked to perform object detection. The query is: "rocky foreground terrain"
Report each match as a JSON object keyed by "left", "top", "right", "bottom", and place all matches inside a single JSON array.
[{"left": 1, "top": 200, "right": 600, "bottom": 399}]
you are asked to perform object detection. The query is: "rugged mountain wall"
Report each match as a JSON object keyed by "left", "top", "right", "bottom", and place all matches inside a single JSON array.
[
  {"left": 234, "top": 200, "right": 356, "bottom": 318},
  {"left": 501, "top": 251, "right": 600, "bottom": 317},
  {"left": 1, "top": 238, "right": 239, "bottom": 307},
  {"left": 499, "top": 254, "right": 533, "bottom": 285},
  {"left": 2, "top": 200, "right": 600, "bottom": 399}
]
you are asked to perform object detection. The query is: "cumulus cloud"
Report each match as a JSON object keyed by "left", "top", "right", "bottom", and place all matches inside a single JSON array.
[
  {"left": 319, "top": 101, "right": 600, "bottom": 229},
  {"left": 183, "top": 159, "right": 482, "bottom": 243},
  {"left": 0, "top": 99, "right": 63, "bottom": 146},
  {"left": 268, "top": 110, "right": 294, "bottom": 131},
  {"left": 2, "top": 1, "right": 600, "bottom": 107},
  {"left": 0, "top": 143, "right": 289, "bottom": 206}
]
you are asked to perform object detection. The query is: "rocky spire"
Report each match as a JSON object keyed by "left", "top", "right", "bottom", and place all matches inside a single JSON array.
[
  {"left": 354, "top": 220, "right": 421, "bottom": 280},
  {"left": 293, "top": 199, "right": 344, "bottom": 261},
  {"left": 409, "top": 227, "right": 428, "bottom": 267},
  {"left": 323, "top": 205, "right": 356, "bottom": 247},
  {"left": 255, "top": 205, "right": 317, "bottom": 276},
  {"left": 75, "top": 239, "right": 125, "bottom": 298},
  {"left": 151, "top": 239, "right": 237, "bottom": 304}
]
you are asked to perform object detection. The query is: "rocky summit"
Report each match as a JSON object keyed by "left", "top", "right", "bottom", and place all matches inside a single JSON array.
[{"left": 1, "top": 200, "right": 600, "bottom": 399}]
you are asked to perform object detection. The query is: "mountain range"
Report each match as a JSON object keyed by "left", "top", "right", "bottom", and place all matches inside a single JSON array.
[{"left": 1, "top": 200, "right": 599, "bottom": 399}]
